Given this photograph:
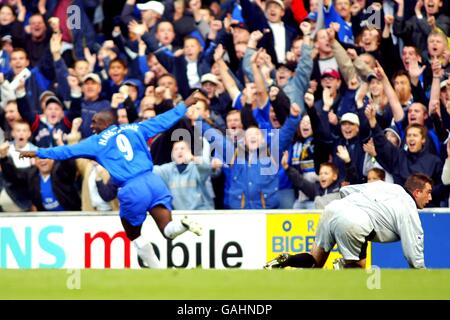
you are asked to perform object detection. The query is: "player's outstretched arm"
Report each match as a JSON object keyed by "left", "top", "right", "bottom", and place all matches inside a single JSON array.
[
  {"left": 139, "top": 91, "right": 200, "bottom": 140},
  {"left": 20, "top": 137, "right": 98, "bottom": 161}
]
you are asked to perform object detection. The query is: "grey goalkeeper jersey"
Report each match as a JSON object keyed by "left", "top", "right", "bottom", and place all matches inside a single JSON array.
[{"left": 339, "top": 181, "right": 425, "bottom": 268}]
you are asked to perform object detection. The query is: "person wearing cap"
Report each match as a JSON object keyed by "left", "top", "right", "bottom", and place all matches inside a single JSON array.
[
  {"left": 308, "top": 87, "right": 371, "bottom": 184},
  {"left": 314, "top": 67, "right": 344, "bottom": 116},
  {"left": 80, "top": 73, "right": 111, "bottom": 138},
  {"left": 200, "top": 73, "right": 231, "bottom": 121},
  {"left": 240, "top": 0, "right": 298, "bottom": 64},
  {"left": 15, "top": 82, "right": 82, "bottom": 148},
  {"left": 122, "top": 0, "right": 165, "bottom": 37},
  {"left": 365, "top": 104, "right": 444, "bottom": 207}
]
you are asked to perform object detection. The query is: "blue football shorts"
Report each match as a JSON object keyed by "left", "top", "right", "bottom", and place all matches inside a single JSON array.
[{"left": 118, "top": 170, "right": 173, "bottom": 226}]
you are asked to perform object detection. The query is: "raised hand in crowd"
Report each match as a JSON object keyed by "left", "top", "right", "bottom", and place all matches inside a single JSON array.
[
  {"left": 328, "top": 111, "right": 338, "bottom": 126},
  {"left": 364, "top": 104, "right": 377, "bottom": 128},
  {"left": 128, "top": 20, "right": 148, "bottom": 38},
  {"left": 336, "top": 145, "right": 351, "bottom": 164},
  {"left": 248, "top": 30, "right": 264, "bottom": 50},
  {"left": 213, "top": 44, "right": 225, "bottom": 62},
  {"left": 304, "top": 91, "right": 315, "bottom": 109},
  {"left": 50, "top": 32, "right": 63, "bottom": 60},
  {"left": 281, "top": 151, "right": 289, "bottom": 170},
  {"left": 363, "top": 138, "right": 377, "bottom": 157},
  {"left": 290, "top": 103, "right": 301, "bottom": 117},
  {"left": 322, "top": 88, "right": 334, "bottom": 112},
  {"left": 269, "top": 86, "right": 280, "bottom": 101},
  {"left": 0, "top": 142, "right": 10, "bottom": 159},
  {"left": 53, "top": 129, "right": 64, "bottom": 146},
  {"left": 111, "top": 93, "right": 127, "bottom": 109},
  {"left": 67, "top": 75, "right": 82, "bottom": 94}
]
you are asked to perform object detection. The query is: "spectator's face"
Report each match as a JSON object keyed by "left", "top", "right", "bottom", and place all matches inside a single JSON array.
[
  {"left": 44, "top": 102, "right": 64, "bottom": 126},
  {"left": 157, "top": 76, "right": 178, "bottom": 96},
  {"left": 335, "top": 0, "right": 351, "bottom": 19},
  {"left": 424, "top": 0, "right": 442, "bottom": 15},
  {"left": 309, "top": 0, "right": 319, "bottom": 12},
  {"left": 10, "top": 51, "right": 29, "bottom": 75},
  {"left": 428, "top": 34, "right": 446, "bottom": 58},
  {"left": 142, "top": 109, "right": 156, "bottom": 120},
  {"left": 141, "top": 9, "right": 159, "bottom": 24},
  {"left": 276, "top": 66, "right": 293, "bottom": 87},
  {"left": 270, "top": 106, "right": 281, "bottom": 129},
  {"left": 226, "top": 112, "right": 243, "bottom": 136},
  {"left": 406, "top": 127, "right": 425, "bottom": 153},
  {"left": 340, "top": 121, "right": 359, "bottom": 140},
  {"left": 408, "top": 103, "right": 427, "bottom": 125},
  {"left": 108, "top": 62, "right": 127, "bottom": 85},
  {"left": 369, "top": 78, "right": 383, "bottom": 97},
  {"left": 360, "top": 29, "right": 379, "bottom": 50},
  {"left": 318, "top": 165, "right": 337, "bottom": 189},
  {"left": 291, "top": 39, "right": 303, "bottom": 59},
  {"left": 156, "top": 22, "right": 175, "bottom": 46},
  {"left": 320, "top": 76, "right": 341, "bottom": 96},
  {"left": 232, "top": 28, "right": 250, "bottom": 45},
  {"left": 299, "top": 115, "right": 312, "bottom": 138},
  {"left": 242, "top": 83, "right": 257, "bottom": 105},
  {"left": 265, "top": 2, "right": 284, "bottom": 23},
  {"left": 12, "top": 123, "right": 31, "bottom": 149},
  {"left": 401, "top": 46, "right": 420, "bottom": 70},
  {"left": 187, "top": 100, "right": 209, "bottom": 120},
  {"left": 36, "top": 158, "right": 55, "bottom": 175},
  {"left": 201, "top": 81, "right": 217, "bottom": 98},
  {"left": 199, "top": 8, "right": 212, "bottom": 23},
  {"left": 234, "top": 42, "right": 247, "bottom": 59},
  {"left": 29, "top": 15, "right": 47, "bottom": 40},
  {"left": 172, "top": 141, "right": 191, "bottom": 164},
  {"left": 148, "top": 55, "right": 167, "bottom": 78},
  {"left": 245, "top": 127, "right": 263, "bottom": 151},
  {"left": 413, "top": 182, "right": 433, "bottom": 209},
  {"left": 0, "top": 6, "right": 14, "bottom": 25},
  {"left": 5, "top": 102, "right": 21, "bottom": 125},
  {"left": 75, "top": 61, "right": 90, "bottom": 80},
  {"left": 140, "top": 96, "right": 155, "bottom": 111},
  {"left": 394, "top": 75, "right": 411, "bottom": 100},
  {"left": 367, "top": 170, "right": 382, "bottom": 183},
  {"left": 184, "top": 39, "right": 202, "bottom": 61},
  {"left": 117, "top": 108, "right": 129, "bottom": 124},
  {"left": 82, "top": 80, "right": 102, "bottom": 101},
  {"left": 315, "top": 30, "right": 332, "bottom": 54},
  {"left": 385, "top": 131, "right": 400, "bottom": 147}
]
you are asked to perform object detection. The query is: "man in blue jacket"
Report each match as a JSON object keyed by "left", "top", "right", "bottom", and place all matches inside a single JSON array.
[{"left": 19, "top": 91, "right": 203, "bottom": 269}]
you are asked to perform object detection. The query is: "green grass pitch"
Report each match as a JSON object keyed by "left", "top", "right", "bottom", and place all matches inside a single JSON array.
[{"left": 1, "top": 269, "right": 449, "bottom": 299}]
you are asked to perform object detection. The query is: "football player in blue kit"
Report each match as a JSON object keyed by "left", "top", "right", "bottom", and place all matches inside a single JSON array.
[{"left": 19, "top": 92, "right": 202, "bottom": 268}]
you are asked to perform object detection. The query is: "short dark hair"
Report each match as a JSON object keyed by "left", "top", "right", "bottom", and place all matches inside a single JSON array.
[
  {"left": 320, "top": 162, "right": 339, "bottom": 176},
  {"left": 98, "top": 108, "right": 118, "bottom": 126},
  {"left": 392, "top": 70, "right": 411, "bottom": 84},
  {"left": 404, "top": 173, "right": 433, "bottom": 194},
  {"left": 11, "top": 48, "right": 28, "bottom": 58},
  {"left": 109, "top": 58, "right": 127, "bottom": 69},
  {"left": 406, "top": 123, "right": 428, "bottom": 139},
  {"left": 368, "top": 168, "right": 385, "bottom": 181}
]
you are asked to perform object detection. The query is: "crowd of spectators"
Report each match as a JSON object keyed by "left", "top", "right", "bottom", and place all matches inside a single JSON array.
[{"left": 0, "top": 0, "right": 448, "bottom": 211}]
